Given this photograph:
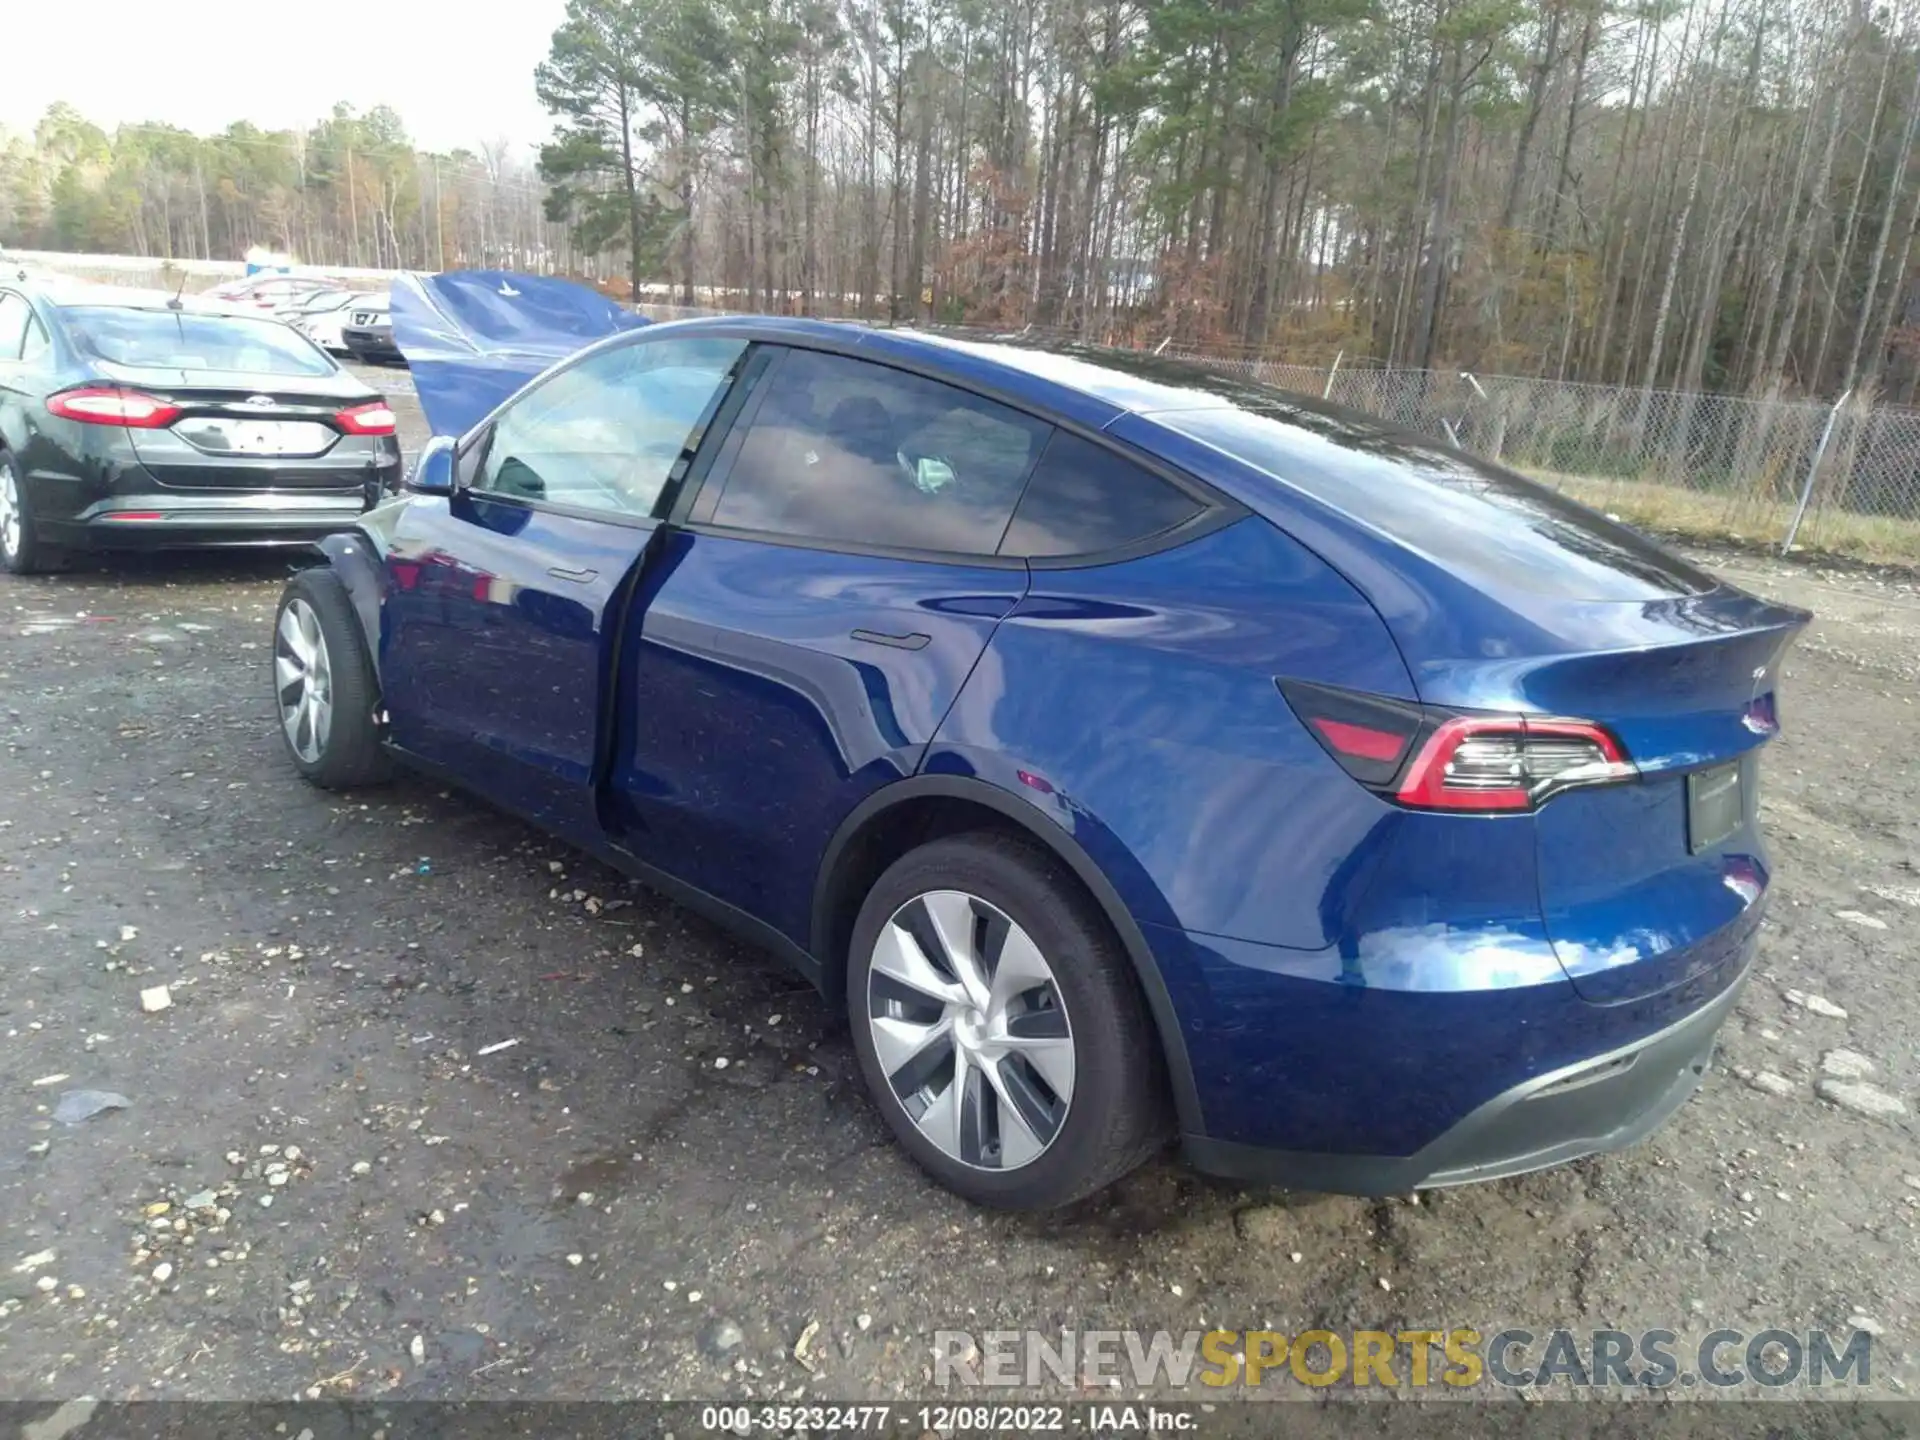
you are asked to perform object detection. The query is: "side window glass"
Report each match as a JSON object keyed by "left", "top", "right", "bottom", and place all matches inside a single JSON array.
[
  {"left": 999, "top": 431, "right": 1203, "bottom": 558},
  {"left": 707, "top": 348, "right": 1051, "bottom": 555},
  {"left": 0, "top": 294, "right": 29, "bottom": 360},
  {"left": 474, "top": 336, "right": 745, "bottom": 518}
]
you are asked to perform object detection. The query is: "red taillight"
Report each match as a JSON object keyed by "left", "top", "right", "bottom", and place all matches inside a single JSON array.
[
  {"left": 47, "top": 387, "right": 181, "bottom": 429},
  {"left": 1394, "top": 715, "right": 1631, "bottom": 812},
  {"left": 1279, "top": 678, "right": 1634, "bottom": 813},
  {"left": 1310, "top": 717, "right": 1409, "bottom": 763},
  {"left": 336, "top": 401, "right": 397, "bottom": 436},
  {"left": 1278, "top": 679, "right": 1424, "bottom": 786},
  {"left": 100, "top": 512, "right": 164, "bottom": 522}
]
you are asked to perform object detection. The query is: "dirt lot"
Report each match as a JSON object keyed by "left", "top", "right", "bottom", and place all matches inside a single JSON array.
[{"left": 2, "top": 367, "right": 1918, "bottom": 1407}]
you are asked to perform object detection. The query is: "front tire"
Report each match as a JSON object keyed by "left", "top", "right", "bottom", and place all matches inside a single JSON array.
[
  {"left": 273, "top": 567, "right": 391, "bottom": 788},
  {"left": 847, "top": 831, "right": 1169, "bottom": 1209}
]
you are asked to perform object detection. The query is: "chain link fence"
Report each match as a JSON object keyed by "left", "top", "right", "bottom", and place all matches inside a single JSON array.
[{"left": 1163, "top": 353, "right": 1920, "bottom": 565}]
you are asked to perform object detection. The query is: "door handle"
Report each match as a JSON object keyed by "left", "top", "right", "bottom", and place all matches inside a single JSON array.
[
  {"left": 546, "top": 565, "right": 598, "bottom": 584},
  {"left": 851, "top": 628, "right": 931, "bottom": 651}
]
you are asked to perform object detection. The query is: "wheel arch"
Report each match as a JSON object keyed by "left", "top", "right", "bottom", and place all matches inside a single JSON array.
[
  {"left": 313, "top": 530, "right": 387, "bottom": 682},
  {"left": 811, "top": 775, "right": 1205, "bottom": 1135}
]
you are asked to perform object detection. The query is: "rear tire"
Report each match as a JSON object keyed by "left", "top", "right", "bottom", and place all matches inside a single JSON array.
[
  {"left": 0, "top": 451, "right": 62, "bottom": 575},
  {"left": 847, "top": 831, "right": 1169, "bottom": 1209},
  {"left": 273, "top": 567, "right": 391, "bottom": 789}
]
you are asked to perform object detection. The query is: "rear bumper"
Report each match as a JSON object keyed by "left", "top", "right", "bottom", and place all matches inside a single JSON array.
[
  {"left": 1183, "top": 959, "right": 1748, "bottom": 1194},
  {"left": 343, "top": 328, "right": 402, "bottom": 363},
  {"left": 41, "top": 492, "right": 371, "bottom": 551}
]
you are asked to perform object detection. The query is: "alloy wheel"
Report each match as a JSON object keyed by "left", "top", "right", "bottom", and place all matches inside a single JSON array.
[
  {"left": 0, "top": 467, "right": 19, "bottom": 561},
  {"left": 275, "top": 598, "right": 334, "bottom": 763},
  {"left": 866, "top": 890, "right": 1076, "bottom": 1171}
]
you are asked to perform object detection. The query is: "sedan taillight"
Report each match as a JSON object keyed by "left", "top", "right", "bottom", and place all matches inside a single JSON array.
[
  {"left": 1278, "top": 679, "right": 1635, "bottom": 813},
  {"left": 335, "top": 401, "right": 397, "bottom": 436},
  {"left": 47, "top": 386, "right": 181, "bottom": 428}
]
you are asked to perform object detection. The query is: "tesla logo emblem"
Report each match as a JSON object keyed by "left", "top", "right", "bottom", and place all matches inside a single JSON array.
[{"left": 244, "top": 395, "right": 276, "bottom": 408}]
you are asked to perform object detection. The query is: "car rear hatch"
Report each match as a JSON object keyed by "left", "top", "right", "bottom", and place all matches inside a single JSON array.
[
  {"left": 388, "top": 270, "right": 651, "bottom": 436},
  {"left": 1465, "top": 592, "right": 1804, "bottom": 1003},
  {"left": 1139, "top": 402, "right": 1812, "bottom": 1003},
  {"left": 107, "top": 367, "right": 388, "bottom": 491}
]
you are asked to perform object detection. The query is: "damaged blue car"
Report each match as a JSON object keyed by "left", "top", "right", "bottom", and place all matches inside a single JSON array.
[{"left": 272, "top": 270, "right": 1809, "bottom": 1209}]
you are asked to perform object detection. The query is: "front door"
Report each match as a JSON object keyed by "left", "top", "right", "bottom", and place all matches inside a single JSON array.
[
  {"left": 607, "top": 345, "right": 1053, "bottom": 944},
  {"left": 380, "top": 333, "right": 746, "bottom": 842}
]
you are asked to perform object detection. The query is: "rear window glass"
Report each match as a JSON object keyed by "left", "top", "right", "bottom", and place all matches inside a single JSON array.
[
  {"left": 1000, "top": 431, "right": 1202, "bottom": 557},
  {"left": 1156, "top": 404, "right": 1716, "bottom": 600},
  {"left": 65, "top": 308, "right": 335, "bottom": 377}
]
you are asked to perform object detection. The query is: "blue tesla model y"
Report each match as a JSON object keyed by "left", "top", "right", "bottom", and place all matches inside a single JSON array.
[{"left": 273, "top": 278, "right": 1809, "bottom": 1208}]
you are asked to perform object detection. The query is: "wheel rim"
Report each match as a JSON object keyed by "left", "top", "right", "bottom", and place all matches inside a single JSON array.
[
  {"left": 0, "top": 468, "right": 20, "bottom": 560},
  {"left": 274, "top": 598, "right": 334, "bottom": 763},
  {"left": 866, "top": 890, "right": 1075, "bottom": 1172}
]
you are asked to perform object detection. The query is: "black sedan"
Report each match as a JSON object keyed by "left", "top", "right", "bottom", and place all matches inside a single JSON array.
[
  {"left": 0, "top": 281, "right": 401, "bottom": 573},
  {"left": 340, "top": 294, "right": 403, "bottom": 365}
]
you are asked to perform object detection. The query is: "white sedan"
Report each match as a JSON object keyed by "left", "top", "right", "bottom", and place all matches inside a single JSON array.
[{"left": 288, "top": 290, "right": 376, "bottom": 355}]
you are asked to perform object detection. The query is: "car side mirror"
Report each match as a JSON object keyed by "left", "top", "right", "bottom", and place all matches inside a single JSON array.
[{"left": 406, "top": 435, "right": 458, "bottom": 496}]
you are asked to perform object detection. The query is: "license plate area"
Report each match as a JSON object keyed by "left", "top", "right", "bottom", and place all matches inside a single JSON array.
[
  {"left": 1687, "top": 760, "right": 1745, "bottom": 854},
  {"left": 176, "top": 418, "right": 335, "bottom": 458}
]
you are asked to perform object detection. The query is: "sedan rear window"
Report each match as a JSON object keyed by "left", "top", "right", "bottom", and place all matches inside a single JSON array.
[{"left": 65, "top": 308, "right": 335, "bottom": 377}]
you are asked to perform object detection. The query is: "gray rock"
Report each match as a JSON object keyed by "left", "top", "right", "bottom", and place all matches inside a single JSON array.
[
  {"left": 1232, "top": 1205, "right": 1292, "bottom": 1246},
  {"left": 1816, "top": 1078, "right": 1909, "bottom": 1120},
  {"left": 1741, "top": 1069, "right": 1796, "bottom": 1098},
  {"left": 1833, "top": 910, "right": 1889, "bottom": 930},
  {"left": 1820, "top": 1049, "right": 1876, "bottom": 1080},
  {"left": 700, "top": 1317, "right": 746, "bottom": 1359},
  {"left": 52, "top": 1090, "right": 130, "bottom": 1125},
  {"left": 1846, "top": 1314, "right": 1884, "bottom": 1337},
  {"left": 1782, "top": 989, "right": 1849, "bottom": 1020}
]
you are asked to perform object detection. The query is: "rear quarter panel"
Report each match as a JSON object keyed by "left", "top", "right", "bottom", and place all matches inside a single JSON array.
[{"left": 925, "top": 515, "right": 1416, "bottom": 950}]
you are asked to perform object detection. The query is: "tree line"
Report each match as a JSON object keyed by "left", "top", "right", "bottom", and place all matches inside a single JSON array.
[
  {"left": 0, "top": 103, "right": 585, "bottom": 282},
  {"left": 534, "top": 0, "right": 1920, "bottom": 403},
  {"left": 8, "top": 0, "right": 1920, "bottom": 403}
]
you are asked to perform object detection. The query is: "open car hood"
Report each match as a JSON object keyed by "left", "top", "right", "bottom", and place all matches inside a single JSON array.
[{"left": 390, "top": 270, "right": 648, "bottom": 437}]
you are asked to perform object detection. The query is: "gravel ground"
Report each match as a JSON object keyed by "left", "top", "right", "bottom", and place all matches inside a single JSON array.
[{"left": 1, "top": 366, "right": 1917, "bottom": 1405}]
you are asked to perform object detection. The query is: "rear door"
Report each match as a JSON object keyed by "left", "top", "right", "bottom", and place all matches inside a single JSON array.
[
  {"left": 380, "top": 333, "right": 746, "bottom": 842},
  {"left": 607, "top": 345, "right": 1049, "bottom": 944}
]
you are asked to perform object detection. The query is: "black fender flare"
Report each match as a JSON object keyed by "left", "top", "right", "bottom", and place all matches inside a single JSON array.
[
  {"left": 315, "top": 531, "right": 387, "bottom": 682},
  {"left": 812, "top": 774, "right": 1206, "bottom": 1137}
]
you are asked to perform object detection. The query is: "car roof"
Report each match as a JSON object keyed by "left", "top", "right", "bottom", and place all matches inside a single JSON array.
[
  {"left": 629, "top": 315, "right": 1326, "bottom": 431},
  {"left": 21, "top": 279, "right": 292, "bottom": 319}
]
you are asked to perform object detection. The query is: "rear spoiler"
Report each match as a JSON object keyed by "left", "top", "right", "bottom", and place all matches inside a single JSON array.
[{"left": 390, "top": 270, "right": 648, "bottom": 438}]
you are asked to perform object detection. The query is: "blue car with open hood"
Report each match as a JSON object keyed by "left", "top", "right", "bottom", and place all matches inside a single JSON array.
[{"left": 270, "top": 271, "right": 1810, "bottom": 1209}]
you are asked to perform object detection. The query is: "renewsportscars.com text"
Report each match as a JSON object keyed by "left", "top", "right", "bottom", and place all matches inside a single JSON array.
[{"left": 934, "top": 1327, "right": 1874, "bottom": 1391}]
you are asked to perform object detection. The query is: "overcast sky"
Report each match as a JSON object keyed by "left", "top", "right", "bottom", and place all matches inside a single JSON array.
[{"left": 3, "top": 0, "right": 568, "bottom": 155}]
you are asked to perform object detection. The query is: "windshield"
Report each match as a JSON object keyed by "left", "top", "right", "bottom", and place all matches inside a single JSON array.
[{"left": 66, "top": 307, "right": 336, "bottom": 376}]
